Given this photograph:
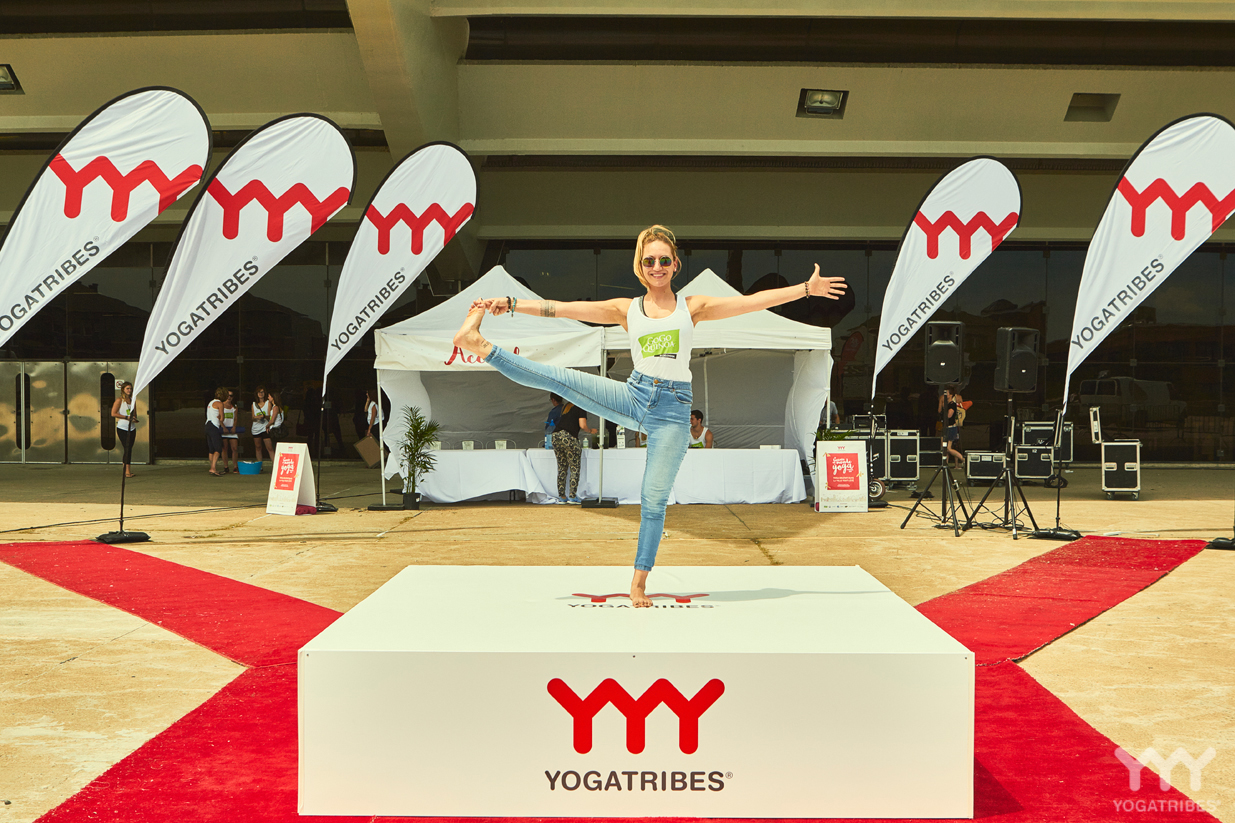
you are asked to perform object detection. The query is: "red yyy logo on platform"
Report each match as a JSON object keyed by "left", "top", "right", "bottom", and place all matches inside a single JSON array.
[
  {"left": 548, "top": 678, "right": 725, "bottom": 754},
  {"left": 51, "top": 155, "right": 202, "bottom": 220},
  {"left": 913, "top": 210, "right": 1019, "bottom": 259}
]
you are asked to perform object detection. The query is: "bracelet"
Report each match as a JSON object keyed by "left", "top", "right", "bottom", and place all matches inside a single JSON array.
[
  {"left": 803, "top": 281, "right": 810, "bottom": 298},
  {"left": 506, "top": 296, "right": 513, "bottom": 313},
  {"left": 511, "top": 296, "right": 518, "bottom": 316}
]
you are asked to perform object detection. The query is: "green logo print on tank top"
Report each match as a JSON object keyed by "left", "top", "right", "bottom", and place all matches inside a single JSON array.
[{"left": 639, "top": 329, "right": 680, "bottom": 359}]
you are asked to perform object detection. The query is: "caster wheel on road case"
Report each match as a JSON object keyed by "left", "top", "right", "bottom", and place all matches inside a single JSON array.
[
  {"left": 1106, "top": 492, "right": 1113, "bottom": 500},
  {"left": 1132, "top": 492, "right": 1140, "bottom": 500}
]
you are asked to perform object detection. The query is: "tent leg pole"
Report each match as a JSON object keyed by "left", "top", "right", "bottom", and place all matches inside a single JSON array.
[
  {"left": 583, "top": 351, "right": 616, "bottom": 509},
  {"left": 378, "top": 370, "right": 386, "bottom": 508}
]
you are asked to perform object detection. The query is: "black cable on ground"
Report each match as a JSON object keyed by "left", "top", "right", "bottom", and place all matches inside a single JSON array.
[{"left": 0, "top": 490, "right": 393, "bottom": 535}]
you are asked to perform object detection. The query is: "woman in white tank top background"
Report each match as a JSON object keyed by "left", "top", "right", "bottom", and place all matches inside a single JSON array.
[
  {"left": 251, "top": 385, "right": 275, "bottom": 468},
  {"left": 220, "top": 389, "right": 239, "bottom": 474},
  {"left": 110, "top": 381, "right": 139, "bottom": 478},
  {"left": 453, "top": 225, "right": 846, "bottom": 607}
]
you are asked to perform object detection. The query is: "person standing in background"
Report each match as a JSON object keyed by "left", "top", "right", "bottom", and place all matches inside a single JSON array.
[
  {"left": 545, "top": 393, "right": 565, "bottom": 446},
  {"left": 110, "top": 381, "right": 138, "bottom": 478},
  {"left": 251, "top": 385, "right": 275, "bottom": 468},
  {"left": 206, "top": 387, "right": 226, "bottom": 476},
  {"left": 552, "top": 399, "right": 596, "bottom": 503},
  {"left": 365, "top": 389, "right": 383, "bottom": 438},
  {"left": 268, "top": 391, "right": 285, "bottom": 444},
  {"left": 220, "top": 389, "right": 239, "bottom": 474}
]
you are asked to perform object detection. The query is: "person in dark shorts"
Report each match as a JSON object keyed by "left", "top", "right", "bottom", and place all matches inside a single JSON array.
[{"left": 206, "top": 387, "right": 226, "bottom": 476}]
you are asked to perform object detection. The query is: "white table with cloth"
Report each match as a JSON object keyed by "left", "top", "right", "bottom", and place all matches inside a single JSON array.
[{"left": 419, "top": 448, "right": 806, "bottom": 505}]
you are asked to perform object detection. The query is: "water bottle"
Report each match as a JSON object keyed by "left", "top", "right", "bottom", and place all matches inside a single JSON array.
[
  {"left": 545, "top": 434, "right": 552, "bottom": 449},
  {"left": 616, "top": 426, "right": 626, "bottom": 449}
]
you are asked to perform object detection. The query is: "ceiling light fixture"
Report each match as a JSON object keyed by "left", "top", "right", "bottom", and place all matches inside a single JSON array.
[{"left": 797, "top": 88, "right": 847, "bottom": 119}]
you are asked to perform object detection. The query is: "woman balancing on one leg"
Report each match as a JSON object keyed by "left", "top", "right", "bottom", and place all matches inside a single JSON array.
[{"left": 453, "top": 225, "right": 847, "bottom": 607}]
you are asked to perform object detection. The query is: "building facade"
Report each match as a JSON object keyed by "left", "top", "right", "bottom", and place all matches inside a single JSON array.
[{"left": 2, "top": 1, "right": 1234, "bottom": 460}]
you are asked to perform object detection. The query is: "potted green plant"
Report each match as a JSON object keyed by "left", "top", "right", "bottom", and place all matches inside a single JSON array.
[{"left": 398, "top": 405, "right": 440, "bottom": 510}]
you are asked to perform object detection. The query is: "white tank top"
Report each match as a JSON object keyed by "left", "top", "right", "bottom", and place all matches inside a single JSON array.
[
  {"left": 116, "top": 398, "right": 135, "bottom": 431},
  {"left": 626, "top": 294, "right": 694, "bottom": 382},
  {"left": 689, "top": 426, "right": 710, "bottom": 447},
  {"left": 252, "top": 399, "right": 271, "bottom": 434},
  {"left": 367, "top": 400, "right": 382, "bottom": 426},
  {"left": 206, "top": 401, "right": 222, "bottom": 427}
]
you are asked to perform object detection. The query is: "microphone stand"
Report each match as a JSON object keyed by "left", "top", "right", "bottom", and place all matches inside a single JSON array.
[
  {"left": 98, "top": 406, "right": 149, "bottom": 544},
  {"left": 1031, "top": 409, "right": 1080, "bottom": 541}
]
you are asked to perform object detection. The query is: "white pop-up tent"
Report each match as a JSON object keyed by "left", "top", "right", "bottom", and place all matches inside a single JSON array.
[
  {"left": 373, "top": 266, "right": 603, "bottom": 478},
  {"left": 374, "top": 266, "right": 832, "bottom": 484},
  {"left": 603, "top": 270, "right": 833, "bottom": 465}
]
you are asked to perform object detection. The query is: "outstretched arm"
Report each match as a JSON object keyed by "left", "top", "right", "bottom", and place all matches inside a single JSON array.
[
  {"left": 473, "top": 296, "right": 631, "bottom": 327},
  {"left": 686, "top": 265, "right": 846, "bottom": 323}
]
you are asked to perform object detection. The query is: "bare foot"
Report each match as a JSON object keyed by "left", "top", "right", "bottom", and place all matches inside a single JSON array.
[
  {"left": 453, "top": 307, "right": 493, "bottom": 359},
  {"left": 630, "top": 569, "right": 652, "bottom": 608}
]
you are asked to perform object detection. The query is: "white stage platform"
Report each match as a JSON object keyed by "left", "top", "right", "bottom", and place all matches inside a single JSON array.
[
  {"left": 299, "top": 566, "right": 974, "bottom": 819},
  {"left": 420, "top": 447, "right": 807, "bottom": 505}
]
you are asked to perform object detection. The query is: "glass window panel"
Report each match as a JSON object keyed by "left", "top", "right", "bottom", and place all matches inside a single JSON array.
[
  {"left": 503, "top": 249, "right": 596, "bottom": 301},
  {"left": 682, "top": 250, "right": 727, "bottom": 281},
  {"left": 741, "top": 249, "right": 780, "bottom": 293},
  {"left": 1136, "top": 250, "right": 1220, "bottom": 363},
  {"left": 598, "top": 249, "right": 646, "bottom": 300}
]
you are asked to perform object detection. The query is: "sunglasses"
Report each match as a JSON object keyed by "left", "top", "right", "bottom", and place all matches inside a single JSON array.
[{"left": 641, "top": 256, "right": 674, "bottom": 269}]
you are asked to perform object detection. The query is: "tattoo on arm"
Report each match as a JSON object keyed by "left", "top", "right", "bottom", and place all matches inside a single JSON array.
[{"left": 541, "top": 300, "right": 557, "bottom": 318}]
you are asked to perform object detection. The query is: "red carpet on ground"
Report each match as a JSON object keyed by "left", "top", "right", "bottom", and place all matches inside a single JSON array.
[
  {"left": 0, "top": 540, "right": 340, "bottom": 667},
  {"left": 916, "top": 535, "right": 1206, "bottom": 664},
  {"left": 0, "top": 536, "right": 1218, "bottom": 823}
]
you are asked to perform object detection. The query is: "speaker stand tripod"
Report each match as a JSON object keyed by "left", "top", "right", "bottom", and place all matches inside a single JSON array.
[
  {"left": 965, "top": 397, "right": 1038, "bottom": 538},
  {"left": 901, "top": 422, "right": 969, "bottom": 536}
]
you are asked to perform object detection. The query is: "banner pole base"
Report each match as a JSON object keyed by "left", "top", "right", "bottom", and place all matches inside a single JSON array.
[
  {"left": 1029, "top": 527, "right": 1082, "bottom": 541},
  {"left": 368, "top": 504, "right": 403, "bottom": 511},
  {"left": 315, "top": 501, "right": 338, "bottom": 513},
  {"left": 581, "top": 498, "right": 617, "bottom": 509},
  {"left": 1206, "top": 536, "right": 1235, "bottom": 550},
  {"left": 96, "top": 531, "right": 150, "bottom": 545}
]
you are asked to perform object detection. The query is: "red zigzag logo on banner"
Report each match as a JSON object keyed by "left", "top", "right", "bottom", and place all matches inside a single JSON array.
[
  {"left": 913, "top": 211, "right": 1019, "bottom": 260},
  {"left": 365, "top": 202, "right": 475, "bottom": 255},
  {"left": 207, "top": 180, "right": 351, "bottom": 242},
  {"left": 1117, "top": 178, "right": 1235, "bottom": 239},
  {"left": 547, "top": 678, "right": 725, "bottom": 754},
  {"left": 50, "top": 154, "right": 203, "bottom": 220}
]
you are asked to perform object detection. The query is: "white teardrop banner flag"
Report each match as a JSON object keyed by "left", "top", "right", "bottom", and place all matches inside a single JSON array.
[
  {"left": 322, "top": 142, "right": 476, "bottom": 389},
  {"left": 0, "top": 87, "right": 209, "bottom": 347},
  {"left": 872, "top": 157, "right": 1022, "bottom": 397},
  {"left": 134, "top": 114, "right": 356, "bottom": 395},
  {"left": 1064, "top": 114, "right": 1235, "bottom": 409}
]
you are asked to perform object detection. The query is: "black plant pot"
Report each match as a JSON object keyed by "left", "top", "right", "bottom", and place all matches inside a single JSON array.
[{"left": 402, "top": 491, "right": 420, "bottom": 510}]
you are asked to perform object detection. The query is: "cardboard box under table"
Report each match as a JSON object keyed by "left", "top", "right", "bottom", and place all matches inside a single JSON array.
[{"left": 299, "top": 566, "right": 974, "bottom": 819}]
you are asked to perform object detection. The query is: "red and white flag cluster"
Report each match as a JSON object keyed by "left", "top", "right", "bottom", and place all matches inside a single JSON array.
[{"left": 0, "top": 87, "right": 209, "bottom": 347}]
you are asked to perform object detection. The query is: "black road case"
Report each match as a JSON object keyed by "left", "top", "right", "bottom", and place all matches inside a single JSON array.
[
  {"left": 966, "top": 451, "right": 1006, "bottom": 484},
  {"left": 1102, "top": 440, "right": 1141, "bottom": 499},
  {"left": 919, "top": 436, "right": 944, "bottom": 469},
  {"left": 846, "top": 432, "right": 887, "bottom": 480},
  {"left": 1021, "top": 421, "right": 1074, "bottom": 464},
  {"left": 888, "top": 430, "right": 919, "bottom": 481},
  {"left": 1014, "top": 445, "right": 1053, "bottom": 480}
]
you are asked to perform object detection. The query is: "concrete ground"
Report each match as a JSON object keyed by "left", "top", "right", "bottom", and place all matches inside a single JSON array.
[{"left": 1, "top": 461, "right": 1233, "bottom": 821}]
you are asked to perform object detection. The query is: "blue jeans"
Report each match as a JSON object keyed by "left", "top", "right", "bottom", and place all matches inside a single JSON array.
[{"left": 485, "top": 345, "right": 691, "bottom": 571}]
